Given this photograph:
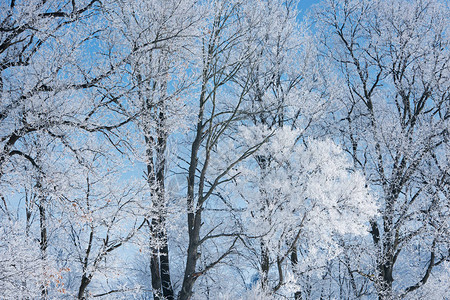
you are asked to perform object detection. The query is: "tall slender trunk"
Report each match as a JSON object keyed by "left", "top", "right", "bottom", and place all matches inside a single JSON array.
[
  {"left": 178, "top": 73, "right": 207, "bottom": 300},
  {"left": 371, "top": 218, "right": 394, "bottom": 300},
  {"left": 156, "top": 110, "right": 174, "bottom": 300},
  {"left": 39, "top": 197, "right": 48, "bottom": 299},
  {"left": 148, "top": 215, "right": 173, "bottom": 300},
  {"left": 377, "top": 186, "right": 400, "bottom": 300},
  {"left": 146, "top": 100, "right": 174, "bottom": 299},
  {"left": 150, "top": 206, "right": 174, "bottom": 300},
  {"left": 147, "top": 160, "right": 163, "bottom": 300},
  {"left": 149, "top": 218, "right": 163, "bottom": 300},
  {"left": 178, "top": 213, "right": 202, "bottom": 300},
  {"left": 160, "top": 237, "right": 174, "bottom": 300},
  {"left": 256, "top": 155, "right": 270, "bottom": 291},
  {"left": 291, "top": 247, "right": 302, "bottom": 300},
  {"left": 260, "top": 240, "right": 270, "bottom": 289}
]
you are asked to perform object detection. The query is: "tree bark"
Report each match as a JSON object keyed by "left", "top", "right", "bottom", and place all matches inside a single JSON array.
[
  {"left": 39, "top": 195, "right": 48, "bottom": 300},
  {"left": 178, "top": 72, "right": 207, "bottom": 300},
  {"left": 178, "top": 214, "right": 202, "bottom": 300},
  {"left": 260, "top": 240, "right": 270, "bottom": 289},
  {"left": 77, "top": 275, "right": 91, "bottom": 300},
  {"left": 146, "top": 103, "right": 174, "bottom": 300},
  {"left": 149, "top": 218, "right": 163, "bottom": 300},
  {"left": 291, "top": 247, "right": 302, "bottom": 300},
  {"left": 160, "top": 239, "right": 174, "bottom": 300}
]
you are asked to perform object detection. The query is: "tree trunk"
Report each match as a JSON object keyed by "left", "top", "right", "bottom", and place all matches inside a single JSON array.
[
  {"left": 145, "top": 133, "right": 163, "bottom": 299},
  {"left": 77, "top": 275, "right": 91, "bottom": 300},
  {"left": 178, "top": 210, "right": 202, "bottom": 300},
  {"left": 377, "top": 253, "right": 394, "bottom": 300},
  {"left": 39, "top": 199, "right": 48, "bottom": 300},
  {"left": 150, "top": 217, "right": 163, "bottom": 300},
  {"left": 260, "top": 240, "right": 270, "bottom": 289},
  {"left": 156, "top": 118, "right": 174, "bottom": 300},
  {"left": 371, "top": 218, "right": 394, "bottom": 300},
  {"left": 160, "top": 238, "right": 174, "bottom": 300},
  {"left": 145, "top": 106, "right": 174, "bottom": 300},
  {"left": 178, "top": 72, "right": 207, "bottom": 300},
  {"left": 149, "top": 217, "right": 173, "bottom": 300},
  {"left": 291, "top": 247, "right": 302, "bottom": 300},
  {"left": 378, "top": 190, "right": 396, "bottom": 300}
]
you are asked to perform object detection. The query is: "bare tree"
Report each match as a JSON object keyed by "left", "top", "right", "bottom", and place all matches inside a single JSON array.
[
  {"left": 0, "top": 1, "right": 135, "bottom": 297},
  {"left": 314, "top": 0, "right": 450, "bottom": 298},
  {"left": 103, "top": 0, "right": 202, "bottom": 298},
  {"left": 177, "top": 1, "right": 281, "bottom": 298}
]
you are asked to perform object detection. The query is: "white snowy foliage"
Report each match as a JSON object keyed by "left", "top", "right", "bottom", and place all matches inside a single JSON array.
[
  {"left": 0, "top": 0, "right": 447, "bottom": 298},
  {"left": 237, "top": 126, "right": 377, "bottom": 281},
  {"left": 0, "top": 219, "right": 61, "bottom": 299}
]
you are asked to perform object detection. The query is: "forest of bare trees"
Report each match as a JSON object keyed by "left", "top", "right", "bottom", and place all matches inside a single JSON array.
[{"left": 0, "top": 0, "right": 448, "bottom": 299}]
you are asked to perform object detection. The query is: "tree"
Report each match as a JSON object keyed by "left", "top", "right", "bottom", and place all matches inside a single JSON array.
[
  {"left": 58, "top": 157, "right": 146, "bottom": 299},
  {"left": 175, "top": 1, "right": 367, "bottom": 298},
  {"left": 0, "top": 1, "right": 135, "bottom": 297},
  {"left": 0, "top": 218, "right": 60, "bottom": 299},
  {"left": 314, "top": 0, "right": 450, "bottom": 298},
  {"left": 2, "top": 0, "right": 447, "bottom": 298},
  {"left": 236, "top": 128, "right": 377, "bottom": 298},
  {"left": 177, "top": 0, "right": 273, "bottom": 297},
  {"left": 224, "top": 3, "right": 369, "bottom": 297},
  {"left": 103, "top": 0, "right": 202, "bottom": 298}
]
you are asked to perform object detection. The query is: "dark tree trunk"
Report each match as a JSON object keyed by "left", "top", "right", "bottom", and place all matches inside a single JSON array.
[
  {"left": 371, "top": 217, "right": 394, "bottom": 300},
  {"left": 39, "top": 199, "right": 48, "bottom": 299},
  {"left": 377, "top": 251, "right": 394, "bottom": 300},
  {"left": 178, "top": 210, "right": 202, "bottom": 300},
  {"left": 178, "top": 73, "right": 207, "bottom": 300},
  {"left": 160, "top": 239, "right": 174, "bottom": 300},
  {"left": 291, "top": 247, "right": 302, "bottom": 300},
  {"left": 150, "top": 217, "right": 163, "bottom": 300},
  {"left": 260, "top": 240, "right": 270, "bottom": 289},
  {"left": 156, "top": 116, "right": 174, "bottom": 300},
  {"left": 146, "top": 132, "right": 163, "bottom": 299},
  {"left": 145, "top": 102, "right": 174, "bottom": 300},
  {"left": 149, "top": 215, "right": 174, "bottom": 300},
  {"left": 77, "top": 275, "right": 91, "bottom": 300}
]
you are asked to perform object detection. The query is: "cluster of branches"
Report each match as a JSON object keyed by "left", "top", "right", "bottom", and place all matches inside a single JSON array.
[{"left": 0, "top": 0, "right": 448, "bottom": 299}]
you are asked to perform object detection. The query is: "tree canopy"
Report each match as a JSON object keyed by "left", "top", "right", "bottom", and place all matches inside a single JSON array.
[{"left": 0, "top": 0, "right": 448, "bottom": 299}]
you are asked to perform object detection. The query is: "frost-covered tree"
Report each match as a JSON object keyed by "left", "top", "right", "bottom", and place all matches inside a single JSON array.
[
  {"left": 0, "top": 218, "right": 62, "bottom": 299},
  {"left": 102, "top": 0, "right": 203, "bottom": 298},
  {"left": 0, "top": 1, "right": 136, "bottom": 297},
  {"left": 218, "top": 2, "right": 367, "bottom": 297},
  {"left": 236, "top": 127, "right": 377, "bottom": 298},
  {"left": 176, "top": 1, "right": 277, "bottom": 297},
  {"left": 2, "top": 0, "right": 447, "bottom": 299},
  {"left": 57, "top": 157, "right": 147, "bottom": 299},
  {"left": 314, "top": 0, "right": 450, "bottom": 298}
]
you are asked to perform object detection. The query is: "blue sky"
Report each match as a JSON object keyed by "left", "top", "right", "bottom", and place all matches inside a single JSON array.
[
  {"left": 299, "top": 0, "right": 321, "bottom": 9},
  {"left": 297, "top": 0, "right": 321, "bottom": 20}
]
